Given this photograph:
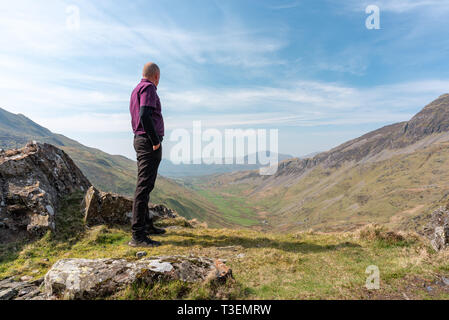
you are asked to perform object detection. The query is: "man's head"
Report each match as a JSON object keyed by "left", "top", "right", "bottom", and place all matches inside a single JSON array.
[{"left": 142, "top": 62, "right": 160, "bottom": 87}]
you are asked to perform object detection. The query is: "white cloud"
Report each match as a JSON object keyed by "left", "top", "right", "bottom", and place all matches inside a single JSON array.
[
  {"left": 26, "top": 79, "right": 449, "bottom": 136},
  {"left": 161, "top": 81, "right": 357, "bottom": 114},
  {"left": 376, "top": 0, "right": 449, "bottom": 13},
  {"left": 0, "top": 1, "right": 286, "bottom": 68},
  {"left": 342, "top": 0, "right": 449, "bottom": 13},
  {"left": 268, "top": 1, "right": 302, "bottom": 10},
  {"left": 33, "top": 113, "right": 131, "bottom": 133}
]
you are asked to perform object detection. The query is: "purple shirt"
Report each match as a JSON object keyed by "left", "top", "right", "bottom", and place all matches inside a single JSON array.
[{"left": 129, "top": 79, "right": 164, "bottom": 137}]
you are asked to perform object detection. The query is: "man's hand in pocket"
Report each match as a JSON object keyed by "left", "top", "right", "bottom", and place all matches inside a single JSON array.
[{"left": 153, "top": 143, "right": 161, "bottom": 151}]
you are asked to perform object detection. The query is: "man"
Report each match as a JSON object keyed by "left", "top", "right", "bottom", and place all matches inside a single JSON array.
[{"left": 128, "top": 62, "right": 166, "bottom": 247}]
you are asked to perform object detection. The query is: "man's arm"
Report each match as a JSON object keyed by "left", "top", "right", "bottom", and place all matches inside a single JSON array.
[{"left": 139, "top": 106, "right": 160, "bottom": 146}]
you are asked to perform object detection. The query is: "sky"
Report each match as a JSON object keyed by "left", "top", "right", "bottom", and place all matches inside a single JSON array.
[{"left": 1, "top": 0, "right": 449, "bottom": 160}]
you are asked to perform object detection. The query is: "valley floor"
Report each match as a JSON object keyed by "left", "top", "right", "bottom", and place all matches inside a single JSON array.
[{"left": 1, "top": 193, "right": 448, "bottom": 300}]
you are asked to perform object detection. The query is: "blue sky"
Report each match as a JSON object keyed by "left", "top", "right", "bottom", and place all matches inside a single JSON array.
[{"left": 1, "top": 0, "right": 449, "bottom": 160}]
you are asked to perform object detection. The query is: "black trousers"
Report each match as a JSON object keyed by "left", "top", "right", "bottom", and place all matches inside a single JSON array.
[{"left": 132, "top": 135, "right": 162, "bottom": 237}]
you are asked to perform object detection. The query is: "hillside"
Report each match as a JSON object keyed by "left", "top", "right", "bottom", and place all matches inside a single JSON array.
[
  {"left": 0, "top": 108, "right": 226, "bottom": 225},
  {"left": 1, "top": 192, "right": 448, "bottom": 299},
  {"left": 192, "top": 94, "right": 449, "bottom": 232},
  {"left": 1, "top": 140, "right": 447, "bottom": 300}
]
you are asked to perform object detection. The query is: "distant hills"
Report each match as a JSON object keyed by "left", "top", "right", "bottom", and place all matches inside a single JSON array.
[
  {"left": 192, "top": 94, "right": 449, "bottom": 232},
  {"left": 3, "top": 94, "right": 449, "bottom": 232},
  {"left": 159, "top": 153, "right": 294, "bottom": 177}
]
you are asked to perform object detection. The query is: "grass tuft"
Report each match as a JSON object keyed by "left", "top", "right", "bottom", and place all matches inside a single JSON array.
[{"left": 356, "top": 224, "right": 418, "bottom": 247}]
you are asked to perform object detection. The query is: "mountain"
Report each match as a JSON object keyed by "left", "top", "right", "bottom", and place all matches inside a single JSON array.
[
  {"left": 5, "top": 93, "right": 449, "bottom": 232},
  {"left": 159, "top": 153, "right": 294, "bottom": 178},
  {"left": 2, "top": 127, "right": 447, "bottom": 300},
  {"left": 0, "top": 108, "right": 227, "bottom": 224},
  {"left": 192, "top": 94, "right": 449, "bottom": 232}
]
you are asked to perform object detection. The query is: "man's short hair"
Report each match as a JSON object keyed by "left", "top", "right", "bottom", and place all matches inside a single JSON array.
[{"left": 143, "top": 62, "right": 160, "bottom": 79}]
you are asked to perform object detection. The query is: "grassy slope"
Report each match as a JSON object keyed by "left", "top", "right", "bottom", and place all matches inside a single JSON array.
[
  {"left": 1, "top": 193, "right": 448, "bottom": 300},
  {"left": 190, "top": 140, "right": 449, "bottom": 232}
]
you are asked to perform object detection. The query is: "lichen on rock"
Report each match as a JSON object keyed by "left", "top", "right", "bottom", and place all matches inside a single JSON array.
[
  {"left": 0, "top": 142, "right": 91, "bottom": 241},
  {"left": 425, "top": 205, "right": 449, "bottom": 251},
  {"left": 43, "top": 256, "right": 233, "bottom": 300}
]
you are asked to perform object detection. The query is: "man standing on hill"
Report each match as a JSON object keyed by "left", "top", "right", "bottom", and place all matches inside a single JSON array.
[{"left": 128, "top": 62, "right": 166, "bottom": 247}]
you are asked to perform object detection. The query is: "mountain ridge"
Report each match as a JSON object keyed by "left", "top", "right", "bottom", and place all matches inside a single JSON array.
[
  {"left": 192, "top": 94, "right": 449, "bottom": 232},
  {"left": 269, "top": 93, "right": 449, "bottom": 179},
  {"left": 159, "top": 152, "right": 294, "bottom": 178}
]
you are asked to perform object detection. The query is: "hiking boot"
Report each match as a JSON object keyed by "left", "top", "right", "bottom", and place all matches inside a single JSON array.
[
  {"left": 128, "top": 236, "right": 161, "bottom": 248},
  {"left": 145, "top": 221, "right": 166, "bottom": 235}
]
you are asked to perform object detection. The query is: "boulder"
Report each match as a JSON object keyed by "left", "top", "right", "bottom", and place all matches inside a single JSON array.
[
  {"left": 425, "top": 205, "right": 449, "bottom": 251},
  {"left": 0, "top": 142, "right": 91, "bottom": 239},
  {"left": 44, "top": 256, "right": 233, "bottom": 299},
  {"left": 82, "top": 185, "right": 179, "bottom": 226},
  {"left": 82, "top": 186, "right": 132, "bottom": 226},
  {"left": 149, "top": 204, "right": 178, "bottom": 221}
]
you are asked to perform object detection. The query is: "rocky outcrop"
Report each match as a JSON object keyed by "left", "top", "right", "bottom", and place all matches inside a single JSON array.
[
  {"left": 0, "top": 142, "right": 91, "bottom": 240},
  {"left": 425, "top": 205, "right": 449, "bottom": 251},
  {"left": 82, "top": 186, "right": 132, "bottom": 226},
  {"left": 82, "top": 185, "right": 179, "bottom": 226},
  {"left": 149, "top": 204, "right": 178, "bottom": 221},
  {"left": 44, "top": 256, "right": 232, "bottom": 299},
  {"left": 0, "top": 277, "right": 46, "bottom": 300}
]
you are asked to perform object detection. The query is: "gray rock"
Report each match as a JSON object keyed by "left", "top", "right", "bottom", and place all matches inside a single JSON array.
[
  {"left": 0, "top": 277, "right": 14, "bottom": 288},
  {"left": 0, "top": 142, "right": 91, "bottom": 241},
  {"left": 0, "top": 276, "right": 47, "bottom": 300},
  {"left": 425, "top": 206, "right": 449, "bottom": 251},
  {"left": 216, "top": 246, "right": 238, "bottom": 251},
  {"left": 136, "top": 251, "right": 147, "bottom": 259},
  {"left": 17, "top": 286, "right": 36, "bottom": 297},
  {"left": 82, "top": 186, "right": 132, "bottom": 226},
  {"left": 15, "top": 288, "right": 43, "bottom": 300},
  {"left": 44, "top": 256, "right": 232, "bottom": 300},
  {"left": 442, "top": 277, "right": 449, "bottom": 286},
  {"left": 20, "top": 275, "right": 33, "bottom": 282},
  {"left": 0, "top": 288, "right": 18, "bottom": 300},
  {"left": 82, "top": 186, "right": 179, "bottom": 227},
  {"left": 148, "top": 205, "right": 178, "bottom": 221},
  {"left": 0, "top": 279, "right": 26, "bottom": 291}
]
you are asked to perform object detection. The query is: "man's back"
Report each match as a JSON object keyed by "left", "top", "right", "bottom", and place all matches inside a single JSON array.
[{"left": 129, "top": 78, "right": 164, "bottom": 139}]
